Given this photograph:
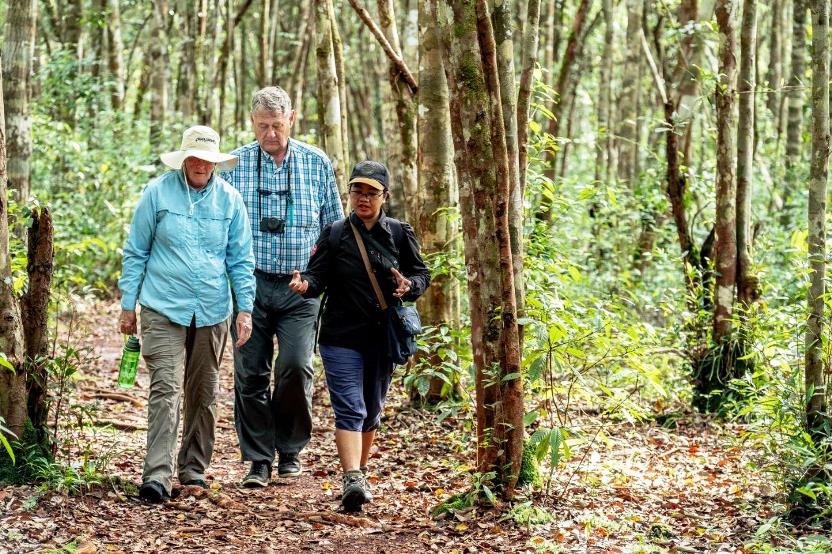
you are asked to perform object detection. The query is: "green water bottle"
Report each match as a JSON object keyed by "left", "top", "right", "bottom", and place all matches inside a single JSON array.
[{"left": 117, "top": 335, "right": 141, "bottom": 389}]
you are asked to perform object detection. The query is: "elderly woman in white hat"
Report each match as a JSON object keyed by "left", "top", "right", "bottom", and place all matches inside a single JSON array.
[{"left": 118, "top": 125, "right": 256, "bottom": 502}]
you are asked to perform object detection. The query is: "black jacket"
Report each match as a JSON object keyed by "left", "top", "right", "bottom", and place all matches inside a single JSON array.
[{"left": 302, "top": 211, "right": 431, "bottom": 350}]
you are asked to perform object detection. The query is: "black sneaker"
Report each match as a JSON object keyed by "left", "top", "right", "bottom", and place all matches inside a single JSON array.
[
  {"left": 242, "top": 461, "right": 271, "bottom": 488},
  {"left": 139, "top": 480, "right": 169, "bottom": 503},
  {"left": 277, "top": 453, "right": 302, "bottom": 479},
  {"left": 342, "top": 470, "right": 372, "bottom": 512}
]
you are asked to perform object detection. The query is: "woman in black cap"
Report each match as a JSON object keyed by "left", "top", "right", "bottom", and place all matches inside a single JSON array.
[{"left": 288, "top": 160, "right": 431, "bottom": 512}]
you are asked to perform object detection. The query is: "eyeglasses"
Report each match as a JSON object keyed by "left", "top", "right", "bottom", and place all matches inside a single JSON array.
[{"left": 349, "top": 190, "right": 385, "bottom": 199}]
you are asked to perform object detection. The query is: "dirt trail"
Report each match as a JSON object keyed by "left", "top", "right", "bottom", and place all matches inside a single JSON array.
[{"left": 0, "top": 301, "right": 773, "bottom": 552}]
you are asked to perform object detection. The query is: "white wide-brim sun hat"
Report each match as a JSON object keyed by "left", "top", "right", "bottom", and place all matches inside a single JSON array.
[{"left": 160, "top": 125, "right": 238, "bottom": 172}]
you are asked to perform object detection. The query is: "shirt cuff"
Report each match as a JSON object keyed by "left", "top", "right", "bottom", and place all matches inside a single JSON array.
[{"left": 120, "top": 294, "right": 137, "bottom": 311}]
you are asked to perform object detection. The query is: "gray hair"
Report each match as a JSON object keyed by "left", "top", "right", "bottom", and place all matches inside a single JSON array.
[{"left": 251, "top": 86, "right": 292, "bottom": 115}]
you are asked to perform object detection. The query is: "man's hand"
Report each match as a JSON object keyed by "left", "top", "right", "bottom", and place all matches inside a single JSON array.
[
  {"left": 288, "top": 270, "right": 309, "bottom": 295},
  {"left": 119, "top": 310, "right": 137, "bottom": 335},
  {"left": 391, "top": 268, "right": 412, "bottom": 298},
  {"left": 235, "top": 312, "right": 253, "bottom": 348}
]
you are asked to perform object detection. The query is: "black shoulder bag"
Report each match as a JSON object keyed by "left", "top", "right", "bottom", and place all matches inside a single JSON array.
[{"left": 349, "top": 220, "right": 421, "bottom": 365}]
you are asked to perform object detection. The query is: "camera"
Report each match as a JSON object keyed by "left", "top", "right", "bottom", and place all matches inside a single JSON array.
[{"left": 260, "top": 217, "right": 286, "bottom": 234}]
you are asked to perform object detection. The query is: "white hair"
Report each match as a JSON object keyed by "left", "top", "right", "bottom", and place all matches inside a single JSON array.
[{"left": 251, "top": 86, "right": 292, "bottom": 115}]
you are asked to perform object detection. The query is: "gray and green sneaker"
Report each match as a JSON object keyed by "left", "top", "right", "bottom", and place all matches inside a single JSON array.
[{"left": 342, "top": 470, "right": 372, "bottom": 512}]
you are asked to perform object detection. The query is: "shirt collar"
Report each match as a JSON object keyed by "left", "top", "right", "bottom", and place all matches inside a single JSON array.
[
  {"left": 259, "top": 139, "right": 293, "bottom": 170},
  {"left": 349, "top": 210, "right": 391, "bottom": 235}
]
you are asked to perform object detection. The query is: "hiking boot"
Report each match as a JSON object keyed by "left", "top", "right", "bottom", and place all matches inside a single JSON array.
[
  {"left": 342, "top": 470, "right": 372, "bottom": 512},
  {"left": 242, "top": 461, "right": 271, "bottom": 488},
  {"left": 139, "top": 480, "right": 169, "bottom": 503},
  {"left": 181, "top": 478, "right": 209, "bottom": 489},
  {"left": 277, "top": 453, "right": 302, "bottom": 479}
]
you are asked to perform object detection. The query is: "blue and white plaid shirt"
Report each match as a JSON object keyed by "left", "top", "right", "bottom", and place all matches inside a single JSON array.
[{"left": 221, "top": 139, "right": 344, "bottom": 274}]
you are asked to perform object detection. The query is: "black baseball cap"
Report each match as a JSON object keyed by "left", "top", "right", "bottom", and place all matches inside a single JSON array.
[{"left": 348, "top": 160, "right": 389, "bottom": 191}]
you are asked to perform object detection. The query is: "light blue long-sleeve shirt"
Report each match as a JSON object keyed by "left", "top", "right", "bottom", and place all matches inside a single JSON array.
[{"left": 118, "top": 170, "right": 256, "bottom": 327}]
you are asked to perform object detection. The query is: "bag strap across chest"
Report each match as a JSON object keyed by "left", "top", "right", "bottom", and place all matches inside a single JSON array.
[{"left": 350, "top": 221, "right": 389, "bottom": 311}]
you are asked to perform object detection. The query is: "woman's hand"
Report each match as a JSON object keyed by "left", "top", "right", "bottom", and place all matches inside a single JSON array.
[
  {"left": 235, "top": 312, "right": 253, "bottom": 347},
  {"left": 288, "top": 270, "right": 309, "bottom": 295},
  {"left": 119, "top": 310, "right": 137, "bottom": 335},
  {"left": 391, "top": 268, "right": 412, "bottom": 298}
]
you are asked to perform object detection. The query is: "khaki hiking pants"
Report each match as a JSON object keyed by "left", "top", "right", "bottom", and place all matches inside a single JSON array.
[{"left": 140, "top": 307, "right": 228, "bottom": 493}]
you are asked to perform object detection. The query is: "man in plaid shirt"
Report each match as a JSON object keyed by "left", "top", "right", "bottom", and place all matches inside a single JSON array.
[{"left": 222, "top": 86, "right": 344, "bottom": 487}]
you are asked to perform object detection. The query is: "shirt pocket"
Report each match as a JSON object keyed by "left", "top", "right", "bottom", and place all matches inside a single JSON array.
[
  {"left": 199, "top": 216, "right": 231, "bottom": 253},
  {"left": 156, "top": 210, "right": 188, "bottom": 248}
]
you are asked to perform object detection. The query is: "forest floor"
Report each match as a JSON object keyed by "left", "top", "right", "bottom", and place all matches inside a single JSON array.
[{"left": 0, "top": 301, "right": 808, "bottom": 553}]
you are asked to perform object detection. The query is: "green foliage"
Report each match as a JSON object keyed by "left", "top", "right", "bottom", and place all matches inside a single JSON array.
[
  {"left": 0, "top": 416, "right": 17, "bottom": 464},
  {"left": 29, "top": 52, "right": 155, "bottom": 294},
  {"left": 431, "top": 471, "right": 497, "bottom": 518}
]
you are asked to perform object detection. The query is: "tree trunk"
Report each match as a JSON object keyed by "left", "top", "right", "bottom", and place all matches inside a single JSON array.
[
  {"left": 2, "top": 0, "right": 36, "bottom": 208},
  {"left": 805, "top": 0, "right": 829, "bottom": 439},
  {"left": 149, "top": 0, "right": 170, "bottom": 150},
  {"left": 259, "top": 0, "right": 270, "bottom": 86},
  {"left": 315, "top": 0, "right": 348, "bottom": 195},
  {"left": 376, "top": 0, "right": 418, "bottom": 222},
  {"left": 594, "top": 0, "right": 614, "bottom": 186},
  {"left": 712, "top": 0, "right": 739, "bottom": 372},
  {"left": 444, "top": 0, "right": 523, "bottom": 498},
  {"left": 0, "top": 61, "right": 26, "bottom": 441},
  {"left": 765, "top": 0, "right": 782, "bottom": 119},
  {"left": 107, "top": 0, "right": 125, "bottom": 110},
  {"left": 329, "top": 1, "right": 350, "bottom": 176},
  {"left": 736, "top": 0, "right": 757, "bottom": 309},
  {"left": 491, "top": 0, "right": 526, "bottom": 349},
  {"left": 413, "top": 0, "right": 458, "bottom": 404},
  {"left": 538, "top": 0, "right": 591, "bottom": 220},
  {"left": 782, "top": 0, "right": 807, "bottom": 220},
  {"left": 517, "top": 0, "right": 541, "bottom": 194},
  {"left": 22, "top": 208, "right": 53, "bottom": 434},
  {"left": 175, "top": 0, "right": 198, "bottom": 120},
  {"left": 617, "top": 0, "right": 643, "bottom": 185}
]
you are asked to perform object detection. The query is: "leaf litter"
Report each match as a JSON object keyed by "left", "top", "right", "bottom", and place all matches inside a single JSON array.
[{"left": 0, "top": 301, "right": 780, "bottom": 552}]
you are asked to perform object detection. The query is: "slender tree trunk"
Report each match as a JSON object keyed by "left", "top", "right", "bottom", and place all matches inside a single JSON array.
[
  {"left": 149, "top": 0, "right": 170, "bottom": 150},
  {"left": 805, "top": 0, "right": 829, "bottom": 438},
  {"left": 765, "top": 0, "right": 782, "bottom": 119},
  {"left": 782, "top": 0, "right": 807, "bottom": 220},
  {"left": 538, "top": 0, "right": 591, "bottom": 220},
  {"left": 236, "top": 19, "right": 247, "bottom": 131},
  {"left": 22, "top": 208, "right": 53, "bottom": 434},
  {"left": 413, "top": 0, "right": 458, "bottom": 404},
  {"left": 736, "top": 0, "right": 757, "bottom": 309},
  {"left": 268, "top": 0, "right": 280, "bottom": 83},
  {"left": 329, "top": 1, "right": 350, "bottom": 172},
  {"left": 594, "top": 0, "right": 614, "bottom": 185},
  {"left": 315, "top": 0, "right": 348, "bottom": 195},
  {"left": 2, "top": 0, "right": 36, "bottom": 208},
  {"left": 175, "top": 0, "right": 197, "bottom": 120},
  {"left": 0, "top": 62, "right": 26, "bottom": 441},
  {"left": 107, "top": 0, "right": 125, "bottom": 110},
  {"left": 375, "top": 0, "right": 418, "bottom": 221},
  {"left": 259, "top": 0, "right": 270, "bottom": 86},
  {"left": 617, "top": 0, "right": 643, "bottom": 185},
  {"left": 491, "top": 0, "right": 525, "bottom": 348},
  {"left": 712, "top": 0, "right": 739, "bottom": 371},
  {"left": 517, "top": 0, "right": 541, "bottom": 194},
  {"left": 445, "top": 0, "right": 523, "bottom": 497}
]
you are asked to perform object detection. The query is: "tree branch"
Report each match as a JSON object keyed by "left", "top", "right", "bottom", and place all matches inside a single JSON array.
[{"left": 348, "top": 0, "right": 418, "bottom": 94}]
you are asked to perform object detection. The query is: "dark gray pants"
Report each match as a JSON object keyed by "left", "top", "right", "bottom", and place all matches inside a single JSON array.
[{"left": 232, "top": 274, "right": 320, "bottom": 464}]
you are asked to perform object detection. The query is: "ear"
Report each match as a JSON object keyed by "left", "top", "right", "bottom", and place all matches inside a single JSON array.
[{"left": 288, "top": 110, "right": 297, "bottom": 127}]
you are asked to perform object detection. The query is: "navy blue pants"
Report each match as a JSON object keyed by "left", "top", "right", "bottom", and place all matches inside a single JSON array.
[{"left": 319, "top": 344, "right": 394, "bottom": 432}]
